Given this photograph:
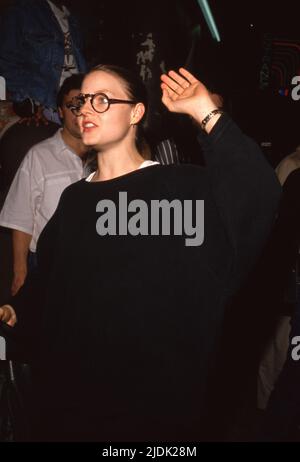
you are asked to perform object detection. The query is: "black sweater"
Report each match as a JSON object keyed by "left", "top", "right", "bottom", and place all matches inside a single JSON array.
[{"left": 12, "top": 114, "right": 281, "bottom": 441}]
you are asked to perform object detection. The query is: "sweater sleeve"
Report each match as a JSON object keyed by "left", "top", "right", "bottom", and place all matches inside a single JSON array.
[{"left": 199, "top": 113, "right": 282, "bottom": 296}]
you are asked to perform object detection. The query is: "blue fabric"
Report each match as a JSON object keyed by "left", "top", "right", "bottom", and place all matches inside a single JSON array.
[
  {"left": 0, "top": 0, "right": 86, "bottom": 108},
  {"left": 43, "top": 107, "right": 61, "bottom": 124}
]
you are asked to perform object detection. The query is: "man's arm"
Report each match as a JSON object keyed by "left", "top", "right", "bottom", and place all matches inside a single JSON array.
[
  {"left": 11, "top": 229, "right": 32, "bottom": 296},
  {"left": 275, "top": 156, "right": 297, "bottom": 186},
  {"left": 0, "top": 148, "right": 41, "bottom": 296},
  {"left": 0, "top": 191, "right": 67, "bottom": 363}
]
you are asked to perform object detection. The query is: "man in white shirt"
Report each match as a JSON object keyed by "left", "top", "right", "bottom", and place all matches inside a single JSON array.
[{"left": 0, "top": 74, "right": 89, "bottom": 295}]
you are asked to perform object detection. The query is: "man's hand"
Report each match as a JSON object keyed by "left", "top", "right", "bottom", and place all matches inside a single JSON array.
[
  {"left": 160, "top": 68, "right": 222, "bottom": 133},
  {"left": 0, "top": 305, "right": 17, "bottom": 326},
  {"left": 11, "top": 266, "right": 27, "bottom": 296}
]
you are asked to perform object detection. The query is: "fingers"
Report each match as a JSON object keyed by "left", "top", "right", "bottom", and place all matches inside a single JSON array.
[
  {"left": 160, "top": 68, "right": 199, "bottom": 97},
  {"left": 0, "top": 307, "right": 10, "bottom": 322},
  {"left": 161, "top": 85, "right": 173, "bottom": 109},
  {"left": 161, "top": 83, "right": 173, "bottom": 98},
  {"left": 160, "top": 74, "right": 184, "bottom": 96},
  {"left": 168, "top": 70, "right": 191, "bottom": 89},
  {"left": 178, "top": 68, "right": 198, "bottom": 84},
  {"left": 161, "top": 71, "right": 191, "bottom": 95},
  {"left": 0, "top": 306, "right": 9, "bottom": 323},
  {"left": 0, "top": 305, "right": 17, "bottom": 326},
  {"left": 7, "top": 311, "right": 17, "bottom": 327},
  {"left": 1, "top": 309, "right": 10, "bottom": 323}
]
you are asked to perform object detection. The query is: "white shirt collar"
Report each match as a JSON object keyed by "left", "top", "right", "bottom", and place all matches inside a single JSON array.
[{"left": 85, "top": 160, "right": 160, "bottom": 182}]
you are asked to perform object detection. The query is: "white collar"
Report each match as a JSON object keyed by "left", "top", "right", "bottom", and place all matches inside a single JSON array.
[{"left": 85, "top": 160, "right": 160, "bottom": 182}]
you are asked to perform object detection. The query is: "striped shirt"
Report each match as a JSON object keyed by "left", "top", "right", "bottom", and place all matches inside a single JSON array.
[{"left": 154, "top": 139, "right": 179, "bottom": 165}]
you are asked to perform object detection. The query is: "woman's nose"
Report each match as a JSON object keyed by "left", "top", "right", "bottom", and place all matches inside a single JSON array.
[{"left": 80, "top": 96, "right": 94, "bottom": 115}]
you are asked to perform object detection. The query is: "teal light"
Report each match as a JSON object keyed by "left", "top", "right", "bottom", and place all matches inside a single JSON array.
[{"left": 197, "top": 0, "right": 221, "bottom": 42}]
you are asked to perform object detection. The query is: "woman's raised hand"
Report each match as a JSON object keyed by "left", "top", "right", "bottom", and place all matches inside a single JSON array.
[{"left": 160, "top": 68, "right": 221, "bottom": 131}]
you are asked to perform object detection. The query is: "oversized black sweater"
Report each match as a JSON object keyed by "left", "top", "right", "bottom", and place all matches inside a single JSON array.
[{"left": 12, "top": 114, "right": 281, "bottom": 441}]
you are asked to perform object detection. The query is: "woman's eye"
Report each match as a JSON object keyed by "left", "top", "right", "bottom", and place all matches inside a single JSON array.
[
  {"left": 75, "top": 96, "right": 84, "bottom": 107},
  {"left": 97, "top": 96, "right": 108, "bottom": 104}
]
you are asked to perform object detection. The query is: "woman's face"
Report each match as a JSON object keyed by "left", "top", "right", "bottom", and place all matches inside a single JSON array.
[{"left": 78, "top": 71, "right": 138, "bottom": 150}]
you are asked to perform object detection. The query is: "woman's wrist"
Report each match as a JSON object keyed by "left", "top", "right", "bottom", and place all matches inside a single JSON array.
[
  {"left": 201, "top": 109, "right": 223, "bottom": 134},
  {"left": 194, "top": 109, "right": 223, "bottom": 133}
]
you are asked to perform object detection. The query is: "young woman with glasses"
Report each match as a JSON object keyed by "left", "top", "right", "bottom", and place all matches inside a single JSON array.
[{"left": 0, "top": 64, "right": 280, "bottom": 441}]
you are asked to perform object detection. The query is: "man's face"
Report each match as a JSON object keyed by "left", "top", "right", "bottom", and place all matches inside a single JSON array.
[{"left": 59, "top": 89, "right": 82, "bottom": 139}]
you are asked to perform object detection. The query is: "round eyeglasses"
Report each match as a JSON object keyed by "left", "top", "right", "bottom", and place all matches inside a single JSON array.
[{"left": 69, "top": 92, "right": 137, "bottom": 116}]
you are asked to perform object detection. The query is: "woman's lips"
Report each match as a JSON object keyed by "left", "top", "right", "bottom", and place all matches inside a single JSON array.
[{"left": 82, "top": 121, "right": 98, "bottom": 133}]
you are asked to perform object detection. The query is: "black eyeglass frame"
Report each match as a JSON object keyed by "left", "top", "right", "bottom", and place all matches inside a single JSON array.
[
  {"left": 69, "top": 92, "right": 137, "bottom": 116},
  {"left": 65, "top": 101, "right": 78, "bottom": 111}
]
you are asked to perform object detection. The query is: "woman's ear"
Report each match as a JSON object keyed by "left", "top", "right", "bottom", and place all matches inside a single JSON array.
[{"left": 130, "top": 103, "right": 145, "bottom": 125}]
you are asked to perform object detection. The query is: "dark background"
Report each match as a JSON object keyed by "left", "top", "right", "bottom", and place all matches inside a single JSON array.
[
  {"left": 1, "top": 0, "right": 300, "bottom": 164},
  {"left": 73, "top": 0, "right": 300, "bottom": 166}
]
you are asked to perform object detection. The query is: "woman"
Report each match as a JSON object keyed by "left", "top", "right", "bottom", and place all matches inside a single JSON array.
[{"left": 0, "top": 65, "right": 280, "bottom": 441}]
